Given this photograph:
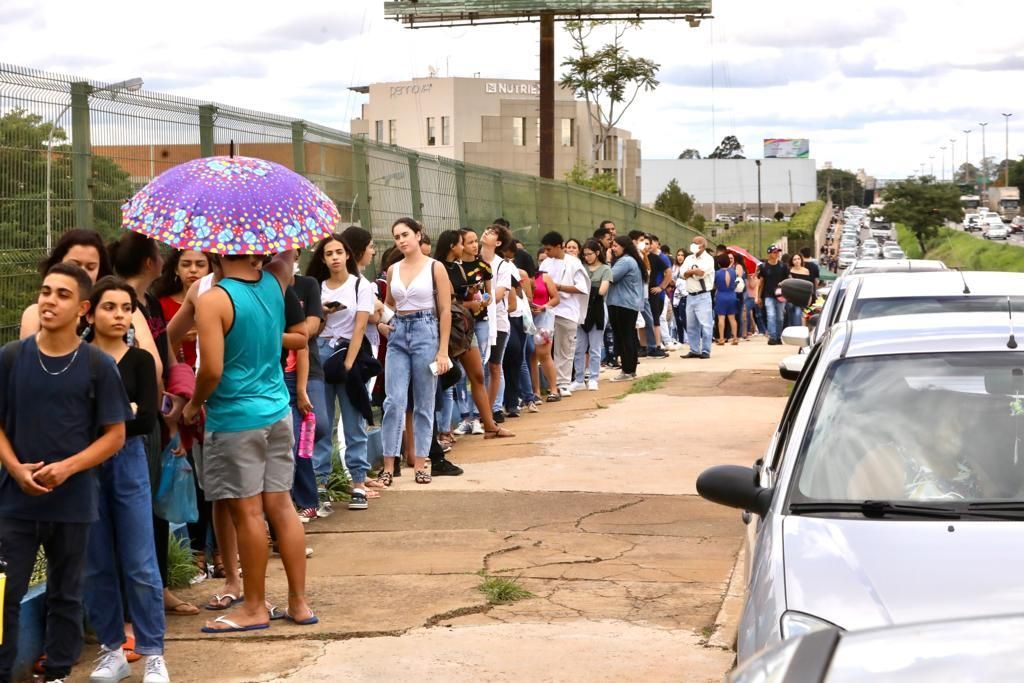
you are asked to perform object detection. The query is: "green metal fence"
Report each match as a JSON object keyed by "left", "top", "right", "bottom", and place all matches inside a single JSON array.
[{"left": 0, "top": 62, "right": 699, "bottom": 342}]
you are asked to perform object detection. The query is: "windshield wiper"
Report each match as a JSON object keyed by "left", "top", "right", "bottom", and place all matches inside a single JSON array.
[
  {"left": 790, "top": 501, "right": 961, "bottom": 519},
  {"left": 791, "top": 501, "right": 1024, "bottom": 520}
]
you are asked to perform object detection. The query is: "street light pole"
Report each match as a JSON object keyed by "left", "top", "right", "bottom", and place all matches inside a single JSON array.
[
  {"left": 979, "top": 122, "right": 988, "bottom": 195},
  {"left": 929, "top": 155, "right": 935, "bottom": 178},
  {"left": 950, "top": 138, "right": 957, "bottom": 184},
  {"left": 940, "top": 146, "right": 947, "bottom": 181},
  {"left": 44, "top": 77, "right": 143, "bottom": 251},
  {"left": 755, "top": 159, "right": 762, "bottom": 256},
  {"left": 962, "top": 129, "right": 972, "bottom": 189},
  {"left": 1003, "top": 113, "right": 1014, "bottom": 187}
]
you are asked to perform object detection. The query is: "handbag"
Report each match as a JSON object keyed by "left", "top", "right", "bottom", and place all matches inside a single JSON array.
[
  {"left": 154, "top": 436, "right": 198, "bottom": 524},
  {"left": 519, "top": 292, "right": 537, "bottom": 336},
  {"left": 430, "top": 262, "right": 474, "bottom": 358}
]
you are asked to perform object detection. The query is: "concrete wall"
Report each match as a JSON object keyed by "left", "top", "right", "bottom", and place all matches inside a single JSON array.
[{"left": 641, "top": 158, "right": 817, "bottom": 208}]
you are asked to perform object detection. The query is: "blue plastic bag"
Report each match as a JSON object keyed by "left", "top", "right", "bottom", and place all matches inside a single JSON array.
[{"left": 154, "top": 436, "right": 198, "bottom": 524}]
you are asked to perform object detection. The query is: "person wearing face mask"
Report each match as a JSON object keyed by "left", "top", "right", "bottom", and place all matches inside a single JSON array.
[{"left": 680, "top": 236, "right": 715, "bottom": 359}]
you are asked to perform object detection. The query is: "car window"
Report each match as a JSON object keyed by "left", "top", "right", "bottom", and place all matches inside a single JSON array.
[
  {"left": 791, "top": 352, "right": 1024, "bottom": 504},
  {"left": 767, "top": 341, "right": 824, "bottom": 474},
  {"left": 851, "top": 296, "right": 1024, "bottom": 320}
]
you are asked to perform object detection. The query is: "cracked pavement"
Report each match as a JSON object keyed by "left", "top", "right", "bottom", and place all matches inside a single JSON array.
[{"left": 67, "top": 345, "right": 791, "bottom": 683}]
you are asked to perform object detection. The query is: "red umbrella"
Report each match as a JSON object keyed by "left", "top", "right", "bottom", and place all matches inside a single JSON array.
[{"left": 727, "top": 245, "right": 761, "bottom": 274}]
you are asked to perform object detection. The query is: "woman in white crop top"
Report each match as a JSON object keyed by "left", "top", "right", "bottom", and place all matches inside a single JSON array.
[{"left": 377, "top": 218, "right": 452, "bottom": 486}]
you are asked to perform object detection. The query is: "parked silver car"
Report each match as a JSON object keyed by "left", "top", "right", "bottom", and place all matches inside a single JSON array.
[
  {"left": 730, "top": 614, "right": 1024, "bottom": 682},
  {"left": 701, "top": 311, "right": 1024, "bottom": 662}
]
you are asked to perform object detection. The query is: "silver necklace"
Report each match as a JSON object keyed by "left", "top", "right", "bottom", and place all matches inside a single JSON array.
[{"left": 36, "top": 339, "right": 80, "bottom": 376}]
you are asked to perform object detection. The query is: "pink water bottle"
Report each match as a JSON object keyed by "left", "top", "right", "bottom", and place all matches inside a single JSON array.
[{"left": 298, "top": 412, "right": 316, "bottom": 459}]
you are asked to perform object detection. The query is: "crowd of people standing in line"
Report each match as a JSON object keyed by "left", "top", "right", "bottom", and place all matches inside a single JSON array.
[{"left": 0, "top": 212, "right": 818, "bottom": 683}]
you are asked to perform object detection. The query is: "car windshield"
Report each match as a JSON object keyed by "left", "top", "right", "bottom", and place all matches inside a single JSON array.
[
  {"left": 794, "top": 353, "right": 1024, "bottom": 504},
  {"left": 851, "top": 296, "right": 1024, "bottom": 320}
]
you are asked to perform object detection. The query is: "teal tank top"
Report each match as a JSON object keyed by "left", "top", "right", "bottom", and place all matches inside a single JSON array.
[{"left": 205, "top": 272, "right": 290, "bottom": 432}]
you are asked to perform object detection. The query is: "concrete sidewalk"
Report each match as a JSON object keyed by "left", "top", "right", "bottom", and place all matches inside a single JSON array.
[{"left": 67, "top": 341, "right": 791, "bottom": 683}]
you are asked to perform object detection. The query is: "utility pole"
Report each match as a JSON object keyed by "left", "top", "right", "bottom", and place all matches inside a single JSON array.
[
  {"left": 963, "top": 129, "right": 972, "bottom": 189},
  {"left": 1003, "top": 113, "right": 1014, "bottom": 187},
  {"left": 755, "top": 159, "right": 763, "bottom": 256},
  {"left": 979, "top": 122, "right": 988, "bottom": 195},
  {"left": 940, "top": 146, "right": 947, "bottom": 181},
  {"left": 539, "top": 13, "right": 555, "bottom": 179},
  {"left": 929, "top": 155, "right": 935, "bottom": 178},
  {"left": 950, "top": 139, "right": 957, "bottom": 184}
]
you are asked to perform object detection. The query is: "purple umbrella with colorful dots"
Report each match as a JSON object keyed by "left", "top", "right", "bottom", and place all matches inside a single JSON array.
[{"left": 121, "top": 155, "right": 339, "bottom": 255}]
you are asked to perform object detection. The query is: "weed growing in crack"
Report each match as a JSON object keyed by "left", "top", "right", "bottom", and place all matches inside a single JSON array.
[
  {"left": 625, "top": 372, "right": 673, "bottom": 395},
  {"left": 478, "top": 574, "right": 533, "bottom": 605}
]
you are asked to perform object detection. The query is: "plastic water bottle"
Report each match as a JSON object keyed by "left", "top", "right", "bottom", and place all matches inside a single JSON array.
[{"left": 298, "top": 412, "right": 316, "bottom": 459}]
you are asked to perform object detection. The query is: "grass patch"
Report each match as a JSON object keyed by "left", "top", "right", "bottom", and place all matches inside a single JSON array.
[
  {"left": 715, "top": 201, "right": 824, "bottom": 254},
  {"left": 478, "top": 574, "right": 534, "bottom": 605},
  {"left": 626, "top": 372, "right": 673, "bottom": 395},
  {"left": 167, "top": 533, "right": 197, "bottom": 590},
  {"left": 897, "top": 224, "right": 1024, "bottom": 271},
  {"left": 325, "top": 442, "right": 352, "bottom": 502}
]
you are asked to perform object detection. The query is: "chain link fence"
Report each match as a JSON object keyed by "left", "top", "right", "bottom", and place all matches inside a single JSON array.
[{"left": 0, "top": 62, "right": 699, "bottom": 342}]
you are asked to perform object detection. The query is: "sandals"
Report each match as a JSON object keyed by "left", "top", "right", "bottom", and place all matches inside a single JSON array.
[
  {"left": 204, "top": 593, "right": 242, "bottom": 611},
  {"left": 545, "top": 393, "right": 561, "bottom": 403},
  {"left": 365, "top": 478, "right": 386, "bottom": 489},
  {"left": 376, "top": 471, "right": 393, "bottom": 488},
  {"left": 415, "top": 470, "right": 432, "bottom": 484},
  {"left": 165, "top": 599, "right": 200, "bottom": 616},
  {"left": 484, "top": 426, "right": 515, "bottom": 439}
]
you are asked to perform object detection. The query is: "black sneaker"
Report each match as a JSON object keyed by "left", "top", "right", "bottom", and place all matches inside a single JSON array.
[
  {"left": 432, "top": 459, "right": 464, "bottom": 476},
  {"left": 506, "top": 411, "right": 521, "bottom": 418},
  {"left": 682, "top": 352, "right": 700, "bottom": 358},
  {"left": 700, "top": 352, "right": 710, "bottom": 359},
  {"left": 348, "top": 490, "right": 368, "bottom": 510},
  {"left": 649, "top": 348, "right": 669, "bottom": 358},
  {"left": 638, "top": 348, "right": 649, "bottom": 357},
  {"left": 492, "top": 410, "right": 506, "bottom": 423}
]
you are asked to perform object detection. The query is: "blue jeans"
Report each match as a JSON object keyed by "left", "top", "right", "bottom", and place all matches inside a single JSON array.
[
  {"left": 458, "top": 319, "right": 490, "bottom": 419},
  {"left": 674, "top": 298, "right": 688, "bottom": 344},
  {"left": 285, "top": 372, "right": 321, "bottom": 508},
  {"left": 603, "top": 322, "right": 617, "bottom": 363},
  {"left": 574, "top": 325, "right": 603, "bottom": 381},
  {"left": 383, "top": 311, "right": 439, "bottom": 457},
  {"left": 640, "top": 298, "right": 656, "bottom": 352},
  {"left": 316, "top": 338, "right": 371, "bottom": 485},
  {"left": 764, "top": 298, "right": 787, "bottom": 341},
  {"left": 686, "top": 292, "right": 714, "bottom": 355},
  {"left": 502, "top": 317, "right": 526, "bottom": 413},
  {"left": 438, "top": 386, "right": 456, "bottom": 432},
  {"left": 519, "top": 331, "right": 539, "bottom": 404},
  {"left": 305, "top": 377, "right": 331, "bottom": 483},
  {"left": 84, "top": 436, "right": 165, "bottom": 655}
]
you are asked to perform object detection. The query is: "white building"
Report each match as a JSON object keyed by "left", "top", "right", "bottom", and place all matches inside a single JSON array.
[
  {"left": 642, "top": 158, "right": 818, "bottom": 218},
  {"left": 350, "top": 76, "right": 642, "bottom": 202}
]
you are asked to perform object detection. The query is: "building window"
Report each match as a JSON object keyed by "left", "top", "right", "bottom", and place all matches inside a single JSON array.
[
  {"left": 374, "top": 120, "right": 383, "bottom": 143},
  {"left": 426, "top": 117, "right": 436, "bottom": 146},
  {"left": 388, "top": 119, "right": 397, "bottom": 145},
  {"left": 513, "top": 116, "right": 526, "bottom": 146},
  {"left": 441, "top": 116, "right": 450, "bottom": 145},
  {"left": 561, "top": 118, "right": 575, "bottom": 147}
]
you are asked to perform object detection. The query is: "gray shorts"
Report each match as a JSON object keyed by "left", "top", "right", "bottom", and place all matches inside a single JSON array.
[{"left": 203, "top": 416, "right": 294, "bottom": 501}]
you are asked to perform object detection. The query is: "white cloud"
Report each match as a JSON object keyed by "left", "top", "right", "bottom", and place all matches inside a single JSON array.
[{"left": 2, "top": 0, "right": 1022, "bottom": 179}]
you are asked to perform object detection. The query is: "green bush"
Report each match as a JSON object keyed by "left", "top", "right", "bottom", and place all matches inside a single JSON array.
[
  {"left": 896, "top": 224, "right": 1024, "bottom": 271},
  {"left": 167, "top": 533, "right": 197, "bottom": 589}
]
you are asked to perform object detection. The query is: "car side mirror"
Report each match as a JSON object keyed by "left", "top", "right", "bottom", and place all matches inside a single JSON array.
[
  {"left": 697, "top": 465, "right": 773, "bottom": 516},
  {"left": 780, "top": 278, "right": 815, "bottom": 309},
  {"left": 782, "top": 326, "right": 810, "bottom": 347}
]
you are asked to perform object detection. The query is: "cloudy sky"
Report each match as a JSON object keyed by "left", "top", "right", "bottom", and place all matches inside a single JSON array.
[{"left": 3, "top": 0, "right": 1022, "bottom": 179}]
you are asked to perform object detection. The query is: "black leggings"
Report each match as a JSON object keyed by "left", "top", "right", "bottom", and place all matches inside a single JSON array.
[
  {"left": 502, "top": 317, "right": 526, "bottom": 412},
  {"left": 608, "top": 305, "right": 639, "bottom": 374}
]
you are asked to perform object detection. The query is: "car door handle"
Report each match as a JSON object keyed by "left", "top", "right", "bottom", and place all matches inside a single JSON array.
[{"left": 741, "top": 511, "right": 752, "bottom": 525}]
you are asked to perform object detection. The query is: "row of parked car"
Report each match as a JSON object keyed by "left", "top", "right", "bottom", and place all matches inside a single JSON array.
[{"left": 699, "top": 253, "right": 1024, "bottom": 680}]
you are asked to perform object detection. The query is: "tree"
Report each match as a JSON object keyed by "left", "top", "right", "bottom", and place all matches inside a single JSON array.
[
  {"left": 561, "top": 20, "right": 659, "bottom": 171},
  {"left": 816, "top": 168, "right": 865, "bottom": 208},
  {"left": 691, "top": 214, "right": 706, "bottom": 232},
  {"left": 1007, "top": 158, "right": 1024, "bottom": 195},
  {"left": 653, "top": 179, "right": 694, "bottom": 223},
  {"left": 678, "top": 148, "right": 701, "bottom": 159},
  {"left": 954, "top": 162, "right": 980, "bottom": 187},
  {"left": 708, "top": 135, "right": 744, "bottom": 159},
  {"left": 773, "top": 210, "right": 785, "bottom": 222},
  {"left": 565, "top": 162, "right": 619, "bottom": 195},
  {"left": 881, "top": 176, "right": 963, "bottom": 255}
]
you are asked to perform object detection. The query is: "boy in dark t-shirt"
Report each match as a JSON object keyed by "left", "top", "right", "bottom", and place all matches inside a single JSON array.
[{"left": 0, "top": 263, "right": 131, "bottom": 683}]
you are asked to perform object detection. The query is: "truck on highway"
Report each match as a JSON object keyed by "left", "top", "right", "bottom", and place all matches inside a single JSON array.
[
  {"left": 987, "top": 187, "right": 1020, "bottom": 221},
  {"left": 960, "top": 194, "right": 982, "bottom": 211}
]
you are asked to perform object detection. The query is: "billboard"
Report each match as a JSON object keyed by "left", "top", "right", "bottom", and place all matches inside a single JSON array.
[
  {"left": 385, "top": 1, "right": 713, "bottom": 26},
  {"left": 764, "top": 138, "right": 810, "bottom": 159}
]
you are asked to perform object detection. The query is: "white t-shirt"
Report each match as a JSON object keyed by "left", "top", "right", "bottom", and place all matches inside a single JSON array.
[
  {"left": 487, "top": 255, "right": 512, "bottom": 334},
  {"left": 540, "top": 253, "right": 590, "bottom": 324},
  {"left": 321, "top": 275, "right": 375, "bottom": 340},
  {"left": 682, "top": 251, "right": 716, "bottom": 295}
]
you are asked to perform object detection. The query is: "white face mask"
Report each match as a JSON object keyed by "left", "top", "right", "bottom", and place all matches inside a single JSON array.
[{"left": 689, "top": 243, "right": 700, "bottom": 255}]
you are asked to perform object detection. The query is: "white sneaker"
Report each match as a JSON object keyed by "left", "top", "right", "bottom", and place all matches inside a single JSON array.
[
  {"left": 316, "top": 501, "right": 334, "bottom": 518},
  {"left": 471, "top": 419, "right": 485, "bottom": 435},
  {"left": 90, "top": 645, "right": 129, "bottom": 682},
  {"left": 569, "top": 381, "right": 585, "bottom": 392},
  {"left": 143, "top": 655, "right": 170, "bottom": 683},
  {"left": 587, "top": 380, "right": 598, "bottom": 391},
  {"left": 453, "top": 420, "right": 473, "bottom": 436},
  {"left": 558, "top": 385, "right": 573, "bottom": 398}
]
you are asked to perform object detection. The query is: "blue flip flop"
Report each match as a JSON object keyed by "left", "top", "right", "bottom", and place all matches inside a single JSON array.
[
  {"left": 268, "top": 606, "right": 286, "bottom": 621},
  {"left": 201, "top": 616, "right": 270, "bottom": 634},
  {"left": 284, "top": 609, "right": 319, "bottom": 626}
]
